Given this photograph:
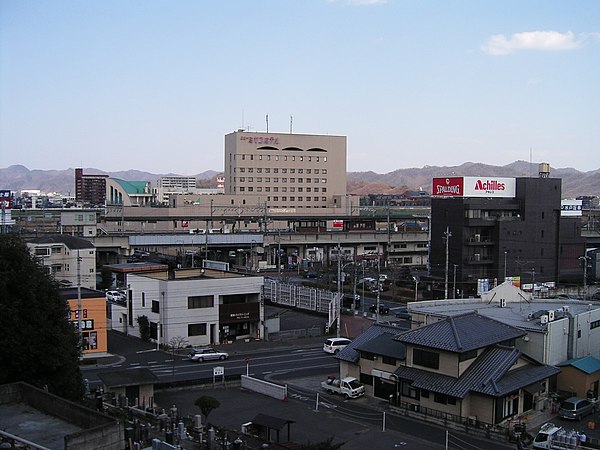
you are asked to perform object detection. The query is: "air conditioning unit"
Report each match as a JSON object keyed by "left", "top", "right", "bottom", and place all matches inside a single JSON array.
[
  {"left": 474, "top": 254, "right": 481, "bottom": 261},
  {"left": 563, "top": 305, "right": 570, "bottom": 313},
  {"left": 474, "top": 234, "right": 481, "bottom": 242},
  {"left": 548, "top": 310, "right": 555, "bottom": 321},
  {"left": 541, "top": 315, "right": 549, "bottom": 324},
  {"left": 500, "top": 299, "right": 507, "bottom": 308}
]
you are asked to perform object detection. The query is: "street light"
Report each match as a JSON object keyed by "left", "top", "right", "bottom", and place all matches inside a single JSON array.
[{"left": 413, "top": 276, "right": 419, "bottom": 302}]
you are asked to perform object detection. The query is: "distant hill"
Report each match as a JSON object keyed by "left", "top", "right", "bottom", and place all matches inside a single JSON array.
[{"left": 0, "top": 162, "right": 598, "bottom": 199}]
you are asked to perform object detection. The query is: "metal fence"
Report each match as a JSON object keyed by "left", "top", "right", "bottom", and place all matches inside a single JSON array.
[{"left": 262, "top": 279, "right": 334, "bottom": 314}]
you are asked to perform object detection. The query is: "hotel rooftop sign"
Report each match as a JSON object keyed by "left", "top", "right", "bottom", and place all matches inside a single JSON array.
[{"left": 432, "top": 176, "right": 516, "bottom": 198}]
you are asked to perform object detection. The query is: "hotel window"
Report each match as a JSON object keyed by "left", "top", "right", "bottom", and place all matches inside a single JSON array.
[
  {"left": 321, "top": 178, "right": 327, "bottom": 183},
  {"left": 284, "top": 156, "right": 288, "bottom": 161},
  {"left": 274, "top": 168, "right": 279, "bottom": 173},
  {"left": 257, "top": 177, "right": 262, "bottom": 182},
  {"left": 313, "top": 196, "right": 319, "bottom": 201},
  {"left": 282, "top": 196, "right": 287, "bottom": 201},
  {"left": 248, "top": 168, "right": 253, "bottom": 173},
  {"left": 316, "top": 157, "right": 319, "bottom": 162},
  {"left": 290, "top": 169, "right": 296, "bottom": 173},
  {"left": 298, "top": 188, "right": 303, "bottom": 192},
  {"left": 299, "top": 156, "right": 303, "bottom": 161},
  {"left": 239, "top": 168, "right": 245, "bottom": 173},
  {"left": 307, "top": 156, "right": 312, "bottom": 162},
  {"left": 267, "top": 155, "right": 271, "bottom": 161},
  {"left": 322, "top": 169, "right": 327, "bottom": 174},
  {"left": 282, "top": 168, "right": 287, "bottom": 173},
  {"left": 322, "top": 197, "right": 327, "bottom": 201},
  {"left": 282, "top": 178, "right": 287, "bottom": 182},
  {"left": 275, "top": 156, "right": 279, "bottom": 161},
  {"left": 241, "top": 155, "right": 246, "bottom": 160},
  {"left": 257, "top": 187, "right": 262, "bottom": 192},
  {"left": 298, "top": 196, "right": 303, "bottom": 201},
  {"left": 306, "top": 178, "right": 311, "bottom": 183},
  {"left": 257, "top": 168, "right": 262, "bottom": 173},
  {"left": 239, "top": 177, "right": 245, "bottom": 182},
  {"left": 273, "top": 196, "right": 279, "bottom": 201},
  {"left": 290, "top": 178, "right": 295, "bottom": 183},
  {"left": 323, "top": 157, "right": 327, "bottom": 162},
  {"left": 248, "top": 177, "right": 253, "bottom": 182},
  {"left": 265, "top": 187, "right": 270, "bottom": 192},
  {"left": 322, "top": 188, "right": 327, "bottom": 192},
  {"left": 292, "top": 156, "right": 295, "bottom": 161},
  {"left": 248, "top": 187, "right": 253, "bottom": 192},
  {"left": 290, "top": 187, "right": 295, "bottom": 192},
  {"left": 312, "top": 169, "right": 317, "bottom": 174},
  {"left": 265, "top": 168, "right": 270, "bottom": 173},
  {"left": 274, "top": 187, "right": 278, "bottom": 192},
  {"left": 298, "top": 178, "right": 303, "bottom": 183},
  {"left": 250, "top": 155, "right": 254, "bottom": 160},
  {"left": 239, "top": 187, "right": 245, "bottom": 192},
  {"left": 259, "top": 155, "right": 263, "bottom": 160},
  {"left": 265, "top": 177, "right": 270, "bottom": 182},
  {"left": 307, "top": 188, "right": 312, "bottom": 193},
  {"left": 314, "top": 178, "right": 319, "bottom": 183},
  {"left": 290, "top": 196, "right": 295, "bottom": 201},
  {"left": 282, "top": 187, "right": 287, "bottom": 192}
]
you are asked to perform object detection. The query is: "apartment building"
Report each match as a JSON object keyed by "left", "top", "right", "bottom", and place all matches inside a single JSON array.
[
  {"left": 27, "top": 235, "right": 97, "bottom": 289},
  {"left": 224, "top": 130, "right": 348, "bottom": 211},
  {"left": 75, "top": 168, "right": 108, "bottom": 206}
]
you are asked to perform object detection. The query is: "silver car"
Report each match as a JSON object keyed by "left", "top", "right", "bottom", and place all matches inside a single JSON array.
[
  {"left": 558, "top": 397, "right": 595, "bottom": 420},
  {"left": 188, "top": 347, "right": 229, "bottom": 362}
]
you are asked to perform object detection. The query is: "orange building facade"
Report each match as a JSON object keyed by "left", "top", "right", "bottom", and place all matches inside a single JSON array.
[{"left": 61, "top": 287, "right": 108, "bottom": 354}]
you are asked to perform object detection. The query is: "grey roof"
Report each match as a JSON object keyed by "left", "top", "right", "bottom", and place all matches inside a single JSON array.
[
  {"left": 393, "top": 345, "right": 559, "bottom": 399},
  {"left": 395, "top": 311, "right": 525, "bottom": 352},
  {"left": 336, "top": 323, "right": 401, "bottom": 363},
  {"left": 97, "top": 368, "right": 159, "bottom": 388},
  {"left": 29, "top": 234, "right": 95, "bottom": 249},
  {"left": 355, "top": 333, "right": 406, "bottom": 360}
]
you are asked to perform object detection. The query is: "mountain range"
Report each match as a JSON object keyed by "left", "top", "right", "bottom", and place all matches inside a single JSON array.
[{"left": 1, "top": 162, "right": 598, "bottom": 199}]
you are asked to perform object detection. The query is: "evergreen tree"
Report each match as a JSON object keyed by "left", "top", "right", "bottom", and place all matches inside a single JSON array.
[{"left": 0, "top": 234, "right": 84, "bottom": 401}]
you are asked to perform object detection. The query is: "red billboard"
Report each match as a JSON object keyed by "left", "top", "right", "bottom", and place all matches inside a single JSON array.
[{"left": 432, "top": 177, "right": 464, "bottom": 197}]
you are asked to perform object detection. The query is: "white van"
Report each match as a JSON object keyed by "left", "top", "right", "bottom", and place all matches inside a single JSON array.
[{"left": 323, "top": 338, "right": 351, "bottom": 354}]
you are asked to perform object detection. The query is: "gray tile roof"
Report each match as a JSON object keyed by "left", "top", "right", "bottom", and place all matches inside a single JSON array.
[
  {"left": 29, "top": 234, "right": 95, "bottom": 249},
  {"left": 336, "top": 323, "right": 401, "bottom": 363},
  {"left": 395, "top": 311, "right": 525, "bottom": 352},
  {"left": 393, "top": 345, "right": 559, "bottom": 399},
  {"left": 355, "top": 333, "right": 406, "bottom": 360}
]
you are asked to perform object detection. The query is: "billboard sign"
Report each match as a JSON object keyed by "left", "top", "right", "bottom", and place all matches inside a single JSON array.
[
  {"left": 432, "top": 177, "right": 515, "bottom": 198},
  {"left": 561, "top": 199, "right": 582, "bottom": 217},
  {"left": 0, "top": 190, "right": 11, "bottom": 209}
]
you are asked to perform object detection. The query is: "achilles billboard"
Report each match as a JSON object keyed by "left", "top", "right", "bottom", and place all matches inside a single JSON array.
[{"left": 432, "top": 177, "right": 515, "bottom": 198}]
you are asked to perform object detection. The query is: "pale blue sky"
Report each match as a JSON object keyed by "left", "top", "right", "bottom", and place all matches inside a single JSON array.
[{"left": 1, "top": 0, "right": 599, "bottom": 174}]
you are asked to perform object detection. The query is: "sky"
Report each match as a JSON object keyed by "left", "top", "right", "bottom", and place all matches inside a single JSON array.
[{"left": 1, "top": 0, "right": 599, "bottom": 175}]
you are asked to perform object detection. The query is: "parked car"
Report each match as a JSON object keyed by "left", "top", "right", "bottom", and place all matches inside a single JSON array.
[
  {"left": 342, "top": 295, "right": 361, "bottom": 309},
  {"left": 188, "top": 348, "right": 229, "bottom": 362},
  {"left": 558, "top": 397, "right": 595, "bottom": 420},
  {"left": 369, "top": 304, "right": 390, "bottom": 315},
  {"left": 592, "top": 292, "right": 600, "bottom": 301},
  {"left": 105, "top": 290, "right": 126, "bottom": 302},
  {"left": 323, "top": 337, "right": 352, "bottom": 354},
  {"left": 303, "top": 270, "right": 318, "bottom": 279}
]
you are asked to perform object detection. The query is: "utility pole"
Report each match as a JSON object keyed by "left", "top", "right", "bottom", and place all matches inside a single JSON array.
[
  {"left": 579, "top": 255, "right": 591, "bottom": 300},
  {"left": 453, "top": 264, "right": 457, "bottom": 299},
  {"left": 504, "top": 251, "right": 508, "bottom": 280},
  {"left": 336, "top": 244, "right": 342, "bottom": 338},
  {"left": 443, "top": 226, "right": 452, "bottom": 299},
  {"left": 77, "top": 249, "right": 82, "bottom": 349}
]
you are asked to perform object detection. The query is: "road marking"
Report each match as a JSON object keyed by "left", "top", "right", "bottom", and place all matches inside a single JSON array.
[
  {"left": 148, "top": 361, "right": 157, "bottom": 364},
  {"left": 136, "top": 349, "right": 159, "bottom": 354},
  {"left": 129, "top": 362, "right": 140, "bottom": 366}
]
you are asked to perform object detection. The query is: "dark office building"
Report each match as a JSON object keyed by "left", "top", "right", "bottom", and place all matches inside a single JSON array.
[
  {"left": 75, "top": 168, "right": 108, "bottom": 206},
  {"left": 430, "top": 172, "right": 562, "bottom": 297}
]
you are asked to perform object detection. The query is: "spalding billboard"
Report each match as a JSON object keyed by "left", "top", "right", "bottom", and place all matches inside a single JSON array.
[{"left": 432, "top": 177, "right": 515, "bottom": 198}]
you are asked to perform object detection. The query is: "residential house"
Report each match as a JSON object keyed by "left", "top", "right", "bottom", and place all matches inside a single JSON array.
[
  {"left": 556, "top": 356, "right": 600, "bottom": 399},
  {"left": 337, "top": 312, "right": 559, "bottom": 426}
]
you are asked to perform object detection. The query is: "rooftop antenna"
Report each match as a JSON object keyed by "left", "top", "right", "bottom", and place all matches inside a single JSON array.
[
  {"left": 266, "top": 114, "right": 269, "bottom": 133},
  {"left": 241, "top": 108, "right": 244, "bottom": 130},
  {"left": 529, "top": 146, "right": 532, "bottom": 177},
  {"left": 290, "top": 115, "right": 293, "bottom": 134}
]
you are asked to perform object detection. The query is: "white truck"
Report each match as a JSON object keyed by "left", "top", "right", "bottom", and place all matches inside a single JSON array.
[
  {"left": 321, "top": 376, "right": 365, "bottom": 399},
  {"left": 533, "top": 423, "right": 591, "bottom": 449}
]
